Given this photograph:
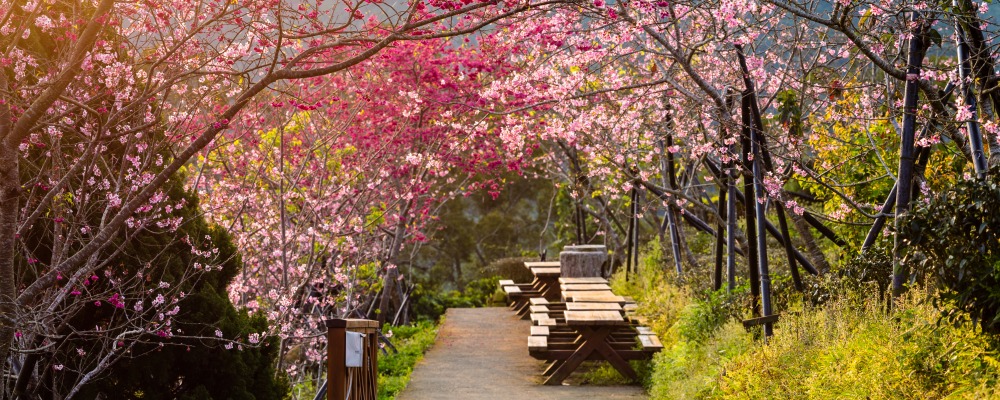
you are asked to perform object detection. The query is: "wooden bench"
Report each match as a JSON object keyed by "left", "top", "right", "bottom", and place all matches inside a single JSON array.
[
  {"left": 530, "top": 313, "right": 558, "bottom": 326},
  {"left": 524, "top": 261, "right": 560, "bottom": 269},
  {"left": 561, "top": 283, "right": 612, "bottom": 291},
  {"left": 638, "top": 334, "right": 663, "bottom": 351},
  {"left": 558, "top": 277, "right": 609, "bottom": 284},
  {"left": 561, "top": 291, "right": 627, "bottom": 303},
  {"left": 528, "top": 335, "right": 548, "bottom": 353}
]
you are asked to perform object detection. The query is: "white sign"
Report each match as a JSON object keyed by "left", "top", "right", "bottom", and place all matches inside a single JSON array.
[{"left": 345, "top": 332, "right": 365, "bottom": 367}]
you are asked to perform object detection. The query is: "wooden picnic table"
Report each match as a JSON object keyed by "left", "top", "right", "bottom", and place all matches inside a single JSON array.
[{"left": 542, "top": 310, "right": 638, "bottom": 384}]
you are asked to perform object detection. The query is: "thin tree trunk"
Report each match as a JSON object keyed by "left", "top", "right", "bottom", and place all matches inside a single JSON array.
[{"left": 377, "top": 202, "right": 412, "bottom": 325}]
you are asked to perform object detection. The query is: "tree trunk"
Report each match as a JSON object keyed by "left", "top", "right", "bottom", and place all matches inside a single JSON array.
[
  {"left": 0, "top": 145, "right": 19, "bottom": 380},
  {"left": 377, "top": 202, "right": 411, "bottom": 325}
]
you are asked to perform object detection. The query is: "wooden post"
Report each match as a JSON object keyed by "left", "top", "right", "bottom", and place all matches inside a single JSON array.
[
  {"left": 624, "top": 186, "right": 635, "bottom": 279},
  {"left": 861, "top": 83, "right": 953, "bottom": 253},
  {"left": 327, "top": 319, "right": 380, "bottom": 400},
  {"left": 328, "top": 320, "right": 347, "bottom": 400}
]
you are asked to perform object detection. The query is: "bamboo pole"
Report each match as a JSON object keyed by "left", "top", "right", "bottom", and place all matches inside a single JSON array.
[
  {"left": 740, "top": 94, "right": 762, "bottom": 317},
  {"left": 892, "top": 13, "right": 928, "bottom": 296},
  {"left": 861, "top": 82, "right": 955, "bottom": 253},
  {"left": 956, "top": 24, "right": 989, "bottom": 177},
  {"left": 713, "top": 180, "right": 727, "bottom": 291}
]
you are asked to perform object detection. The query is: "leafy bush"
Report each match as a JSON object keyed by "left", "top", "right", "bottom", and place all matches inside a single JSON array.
[
  {"left": 903, "top": 171, "right": 1000, "bottom": 333},
  {"left": 839, "top": 244, "right": 893, "bottom": 294}
]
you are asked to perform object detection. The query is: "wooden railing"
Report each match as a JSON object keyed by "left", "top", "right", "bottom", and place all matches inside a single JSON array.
[{"left": 326, "top": 319, "right": 380, "bottom": 400}]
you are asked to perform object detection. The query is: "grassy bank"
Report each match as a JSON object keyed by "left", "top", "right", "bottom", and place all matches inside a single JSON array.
[
  {"left": 377, "top": 320, "right": 440, "bottom": 400},
  {"left": 612, "top": 244, "right": 1000, "bottom": 399}
]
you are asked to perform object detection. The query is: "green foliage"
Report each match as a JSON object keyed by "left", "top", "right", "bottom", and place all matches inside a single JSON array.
[
  {"left": 409, "top": 175, "right": 554, "bottom": 295},
  {"left": 839, "top": 244, "right": 893, "bottom": 293},
  {"left": 903, "top": 170, "right": 1000, "bottom": 333},
  {"left": 377, "top": 321, "right": 440, "bottom": 400}
]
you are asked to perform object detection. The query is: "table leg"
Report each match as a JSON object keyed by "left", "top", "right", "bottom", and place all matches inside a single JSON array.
[
  {"left": 542, "top": 360, "right": 564, "bottom": 376},
  {"left": 541, "top": 277, "right": 560, "bottom": 300},
  {"left": 592, "top": 336, "right": 638, "bottom": 381},
  {"left": 543, "top": 326, "right": 611, "bottom": 385}
]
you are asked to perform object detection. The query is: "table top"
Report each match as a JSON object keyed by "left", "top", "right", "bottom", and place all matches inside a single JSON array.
[
  {"left": 562, "top": 291, "right": 626, "bottom": 303},
  {"left": 530, "top": 267, "right": 561, "bottom": 277},
  {"left": 561, "top": 283, "right": 612, "bottom": 291},
  {"left": 558, "top": 277, "right": 608, "bottom": 284},
  {"left": 565, "top": 302, "right": 623, "bottom": 311},
  {"left": 564, "top": 310, "right": 628, "bottom": 326},
  {"left": 524, "top": 261, "right": 560, "bottom": 269}
]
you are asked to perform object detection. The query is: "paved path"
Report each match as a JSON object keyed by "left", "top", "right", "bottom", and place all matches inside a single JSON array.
[{"left": 397, "top": 307, "right": 647, "bottom": 400}]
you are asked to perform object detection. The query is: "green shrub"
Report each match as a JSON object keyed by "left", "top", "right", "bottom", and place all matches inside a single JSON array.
[
  {"left": 903, "top": 170, "right": 1000, "bottom": 333},
  {"left": 410, "top": 276, "right": 500, "bottom": 322},
  {"left": 677, "top": 289, "right": 740, "bottom": 344}
]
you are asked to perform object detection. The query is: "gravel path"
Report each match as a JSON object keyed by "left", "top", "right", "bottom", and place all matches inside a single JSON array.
[{"left": 396, "top": 307, "right": 648, "bottom": 400}]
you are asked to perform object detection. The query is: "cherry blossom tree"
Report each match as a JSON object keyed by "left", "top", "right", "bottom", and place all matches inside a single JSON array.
[{"left": 194, "top": 36, "right": 534, "bottom": 382}]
